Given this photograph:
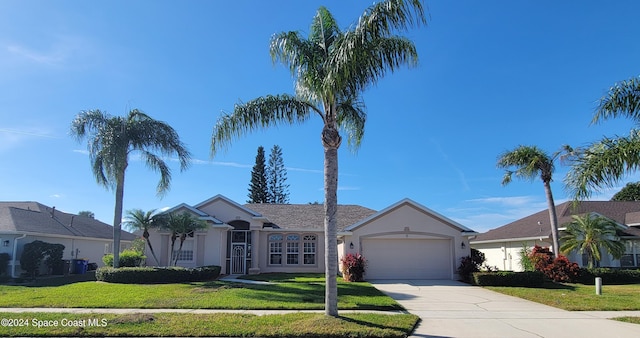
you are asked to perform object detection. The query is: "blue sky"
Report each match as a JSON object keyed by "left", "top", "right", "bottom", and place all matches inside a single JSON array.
[{"left": 1, "top": 1, "right": 640, "bottom": 233}]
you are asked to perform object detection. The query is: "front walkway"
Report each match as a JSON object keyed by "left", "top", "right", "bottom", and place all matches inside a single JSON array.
[{"left": 370, "top": 279, "right": 640, "bottom": 338}]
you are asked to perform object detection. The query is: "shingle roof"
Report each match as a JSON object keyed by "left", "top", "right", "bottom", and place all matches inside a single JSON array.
[
  {"left": 472, "top": 201, "right": 640, "bottom": 243},
  {"left": 244, "top": 203, "right": 377, "bottom": 232},
  {"left": 0, "top": 202, "right": 137, "bottom": 241}
]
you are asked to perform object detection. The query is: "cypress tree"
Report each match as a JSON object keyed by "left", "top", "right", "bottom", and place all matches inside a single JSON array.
[
  {"left": 267, "top": 145, "right": 290, "bottom": 204},
  {"left": 247, "top": 146, "right": 269, "bottom": 203}
]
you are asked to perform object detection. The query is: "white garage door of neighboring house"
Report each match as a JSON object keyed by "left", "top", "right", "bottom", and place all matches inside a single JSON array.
[{"left": 362, "top": 238, "right": 452, "bottom": 279}]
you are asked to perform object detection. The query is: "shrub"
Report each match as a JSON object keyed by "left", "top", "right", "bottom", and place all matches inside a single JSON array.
[
  {"left": 576, "top": 268, "right": 640, "bottom": 285},
  {"left": 473, "top": 271, "right": 544, "bottom": 287},
  {"left": 19, "top": 240, "right": 65, "bottom": 279},
  {"left": 102, "top": 249, "right": 146, "bottom": 267},
  {"left": 0, "top": 253, "right": 10, "bottom": 276},
  {"left": 518, "top": 245, "right": 535, "bottom": 271},
  {"left": 340, "top": 253, "right": 366, "bottom": 282},
  {"left": 95, "top": 265, "right": 221, "bottom": 284},
  {"left": 528, "top": 245, "right": 580, "bottom": 283},
  {"left": 457, "top": 248, "right": 486, "bottom": 283}
]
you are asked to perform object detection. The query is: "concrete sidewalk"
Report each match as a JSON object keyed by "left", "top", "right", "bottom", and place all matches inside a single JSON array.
[{"left": 371, "top": 279, "right": 640, "bottom": 338}]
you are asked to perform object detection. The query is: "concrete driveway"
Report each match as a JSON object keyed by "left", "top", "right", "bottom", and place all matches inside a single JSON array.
[{"left": 371, "top": 279, "right": 640, "bottom": 338}]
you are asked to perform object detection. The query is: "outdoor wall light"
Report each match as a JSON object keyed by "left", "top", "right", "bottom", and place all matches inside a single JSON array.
[
  {"left": 349, "top": 242, "right": 354, "bottom": 249},
  {"left": 461, "top": 242, "right": 466, "bottom": 249}
]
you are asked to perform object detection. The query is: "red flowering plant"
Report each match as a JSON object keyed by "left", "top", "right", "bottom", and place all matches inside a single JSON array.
[
  {"left": 528, "top": 245, "right": 580, "bottom": 282},
  {"left": 340, "top": 253, "right": 366, "bottom": 282}
]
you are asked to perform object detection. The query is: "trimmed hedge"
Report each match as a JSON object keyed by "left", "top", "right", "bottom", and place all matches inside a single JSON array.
[
  {"left": 473, "top": 271, "right": 544, "bottom": 287},
  {"left": 96, "top": 265, "right": 221, "bottom": 284},
  {"left": 576, "top": 268, "right": 640, "bottom": 285},
  {"left": 102, "top": 250, "right": 146, "bottom": 267}
]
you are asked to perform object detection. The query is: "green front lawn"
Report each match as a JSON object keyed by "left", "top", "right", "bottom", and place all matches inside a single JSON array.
[
  {"left": 0, "top": 274, "right": 401, "bottom": 310},
  {"left": 0, "top": 312, "right": 419, "bottom": 337},
  {"left": 486, "top": 282, "right": 640, "bottom": 311},
  {"left": 0, "top": 274, "right": 415, "bottom": 337}
]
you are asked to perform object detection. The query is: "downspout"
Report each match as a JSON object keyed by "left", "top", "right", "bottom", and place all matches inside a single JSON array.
[{"left": 11, "top": 233, "right": 27, "bottom": 278}]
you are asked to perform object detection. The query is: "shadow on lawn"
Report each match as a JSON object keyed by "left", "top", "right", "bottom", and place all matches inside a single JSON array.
[
  {"left": 339, "top": 315, "right": 416, "bottom": 334},
  {"left": 2, "top": 271, "right": 97, "bottom": 287},
  {"left": 193, "top": 279, "right": 404, "bottom": 310}
]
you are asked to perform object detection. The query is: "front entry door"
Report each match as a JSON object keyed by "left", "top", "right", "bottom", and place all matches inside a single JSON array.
[{"left": 231, "top": 243, "right": 246, "bottom": 274}]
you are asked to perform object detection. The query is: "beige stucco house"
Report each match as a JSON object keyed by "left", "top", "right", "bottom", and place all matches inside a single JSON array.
[
  {"left": 471, "top": 201, "right": 640, "bottom": 271},
  {"left": 146, "top": 195, "right": 477, "bottom": 280},
  {"left": 0, "top": 202, "right": 136, "bottom": 278}
]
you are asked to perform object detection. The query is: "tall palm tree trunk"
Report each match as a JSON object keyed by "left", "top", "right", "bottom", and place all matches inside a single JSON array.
[
  {"left": 543, "top": 180, "right": 560, "bottom": 254},
  {"left": 112, "top": 171, "right": 126, "bottom": 268},
  {"left": 324, "top": 146, "right": 339, "bottom": 317},
  {"left": 322, "top": 116, "right": 341, "bottom": 317}
]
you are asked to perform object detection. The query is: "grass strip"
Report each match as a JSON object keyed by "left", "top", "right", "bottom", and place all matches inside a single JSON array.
[
  {"left": 614, "top": 317, "right": 640, "bottom": 325},
  {"left": 0, "top": 312, "right": 419, "bottom": 337},
  {"left": 485, "top": 283, "right": 640, "bottom": 311}
]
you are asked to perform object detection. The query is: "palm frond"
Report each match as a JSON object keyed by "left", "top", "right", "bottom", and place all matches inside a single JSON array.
[
  {"left": 211, "top": 95, "right": 320, "bottom": 156},
  {"left": 336, "top": 95, "right": 366, "bottom": 150},
  {"left": 140, "top": 150, "right": 171, "bottom": 196},
  {"left": 330, "top": 35, "right": 418, "bottom": 97},
  {"left": 309, "top": 6, "right": 341, "bottom": 52},
  {"left": 593, "top": 76, "right": 640, "bottom": 125},
  {"left": 497, "top": 145, "right": 554, "bottom": 183},
  {"left": 354, "top": 0, "right": 427, "bottom": 40},
  {"left": 565, "top": 130, "right": 640, "bottom": 200}
]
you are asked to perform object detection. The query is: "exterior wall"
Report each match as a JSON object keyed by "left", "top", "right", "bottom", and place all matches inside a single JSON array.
[
  {"left": 345, "top": 204, "right": 470, "bottom": 280},
  {"left": 257, "top": 229, "right": 325, "bottom": 274},
  {"left": 472, "top": 239, "right": 552, "bottom": 272},
  {"left": 473, "top": 238, "right": 637, "bottom": 271},
  {"left": 11, "top": 235, "right": 127, "bottom": 276},
  {"left": 146, "top": 226, "right": 229, "bottom": 271}
]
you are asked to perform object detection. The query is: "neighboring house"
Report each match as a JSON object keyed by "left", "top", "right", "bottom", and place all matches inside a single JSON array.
[
  {"left": 0, "top": 202, "right": 137, "bottom": 278},
  {"left": 471, "top": 201, "right": 640, "bottom": 271},
  {"left": 146, "top": 195, "right": 478, "bottom": 280}
]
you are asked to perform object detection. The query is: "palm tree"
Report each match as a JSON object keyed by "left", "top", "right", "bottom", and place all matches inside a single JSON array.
[
  {"left": 497, "top": 145, "right": 573, "bottom": 254},
  {"left": 566, "top": 76, "right": 640, "bottom": 200},
  {"left": 162, "top": 212, "right": 208, "bottom": 266},
  {"left": 210, "top": 0, "right": 426, "bottom": 317},
  {"left": 560, "top": 214, "right": 625, "bottom": 268},
  {"left": 123, "top": 209, "right": 163, "bottom": 266},
  {"left": 71, "top": 109, "right": 191, "bottom": 268}
]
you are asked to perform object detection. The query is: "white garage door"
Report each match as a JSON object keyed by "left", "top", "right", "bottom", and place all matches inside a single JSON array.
[{"left": 362, "top": 238, "right": 452, "bottom": 279}]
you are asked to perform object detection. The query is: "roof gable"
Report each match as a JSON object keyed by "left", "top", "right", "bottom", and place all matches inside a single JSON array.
[
  {"left": 472, "top": 201, "right": 640, "bottom": 243},
  {"left": 0, "top": 202, "right": 136, "bottom": 241},
  {"left": 195, "top": 194, "right": 262, "bottom": 218},
  {"left": 161, "top": 203, "right": 224, "bottom": 224},
  {"left": 345, "top": 198, "right": 476, "bottom": 233}
]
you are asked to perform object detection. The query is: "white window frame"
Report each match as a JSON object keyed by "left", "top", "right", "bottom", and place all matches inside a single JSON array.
[{"left": 172, "top": 239, "right": 195, "bottom": 262}]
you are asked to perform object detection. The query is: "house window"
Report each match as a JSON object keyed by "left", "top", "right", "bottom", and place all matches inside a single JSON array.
[
  {"left": 303, "top": 235, "right": 316, "bottom": 265},
  {"left": 287, "top": 241, "right": 299, "bottom": 264},
  {"left": 268, "top": 233, "right": 317, "bottom": 266},
  {"left": 269, "top": 234, "right": 283, "bottom": 265},
  {"left": 620, "top": 240, "right": 639, "bottom": 267},
  {"left": 2, "top": 239, "right": 9, "bottom": 247},
  {"left": 172, "top": 240, "right": 194, "bottom": 262}
]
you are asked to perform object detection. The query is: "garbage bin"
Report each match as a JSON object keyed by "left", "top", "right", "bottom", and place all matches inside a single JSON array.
[{"left": 71, "top": 259, "right": 88, "bottom": 274}]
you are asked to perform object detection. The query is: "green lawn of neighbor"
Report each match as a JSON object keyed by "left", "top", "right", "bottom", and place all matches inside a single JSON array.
[{"left": 485, "top": 282, "right": 640, "bottom": 311}]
